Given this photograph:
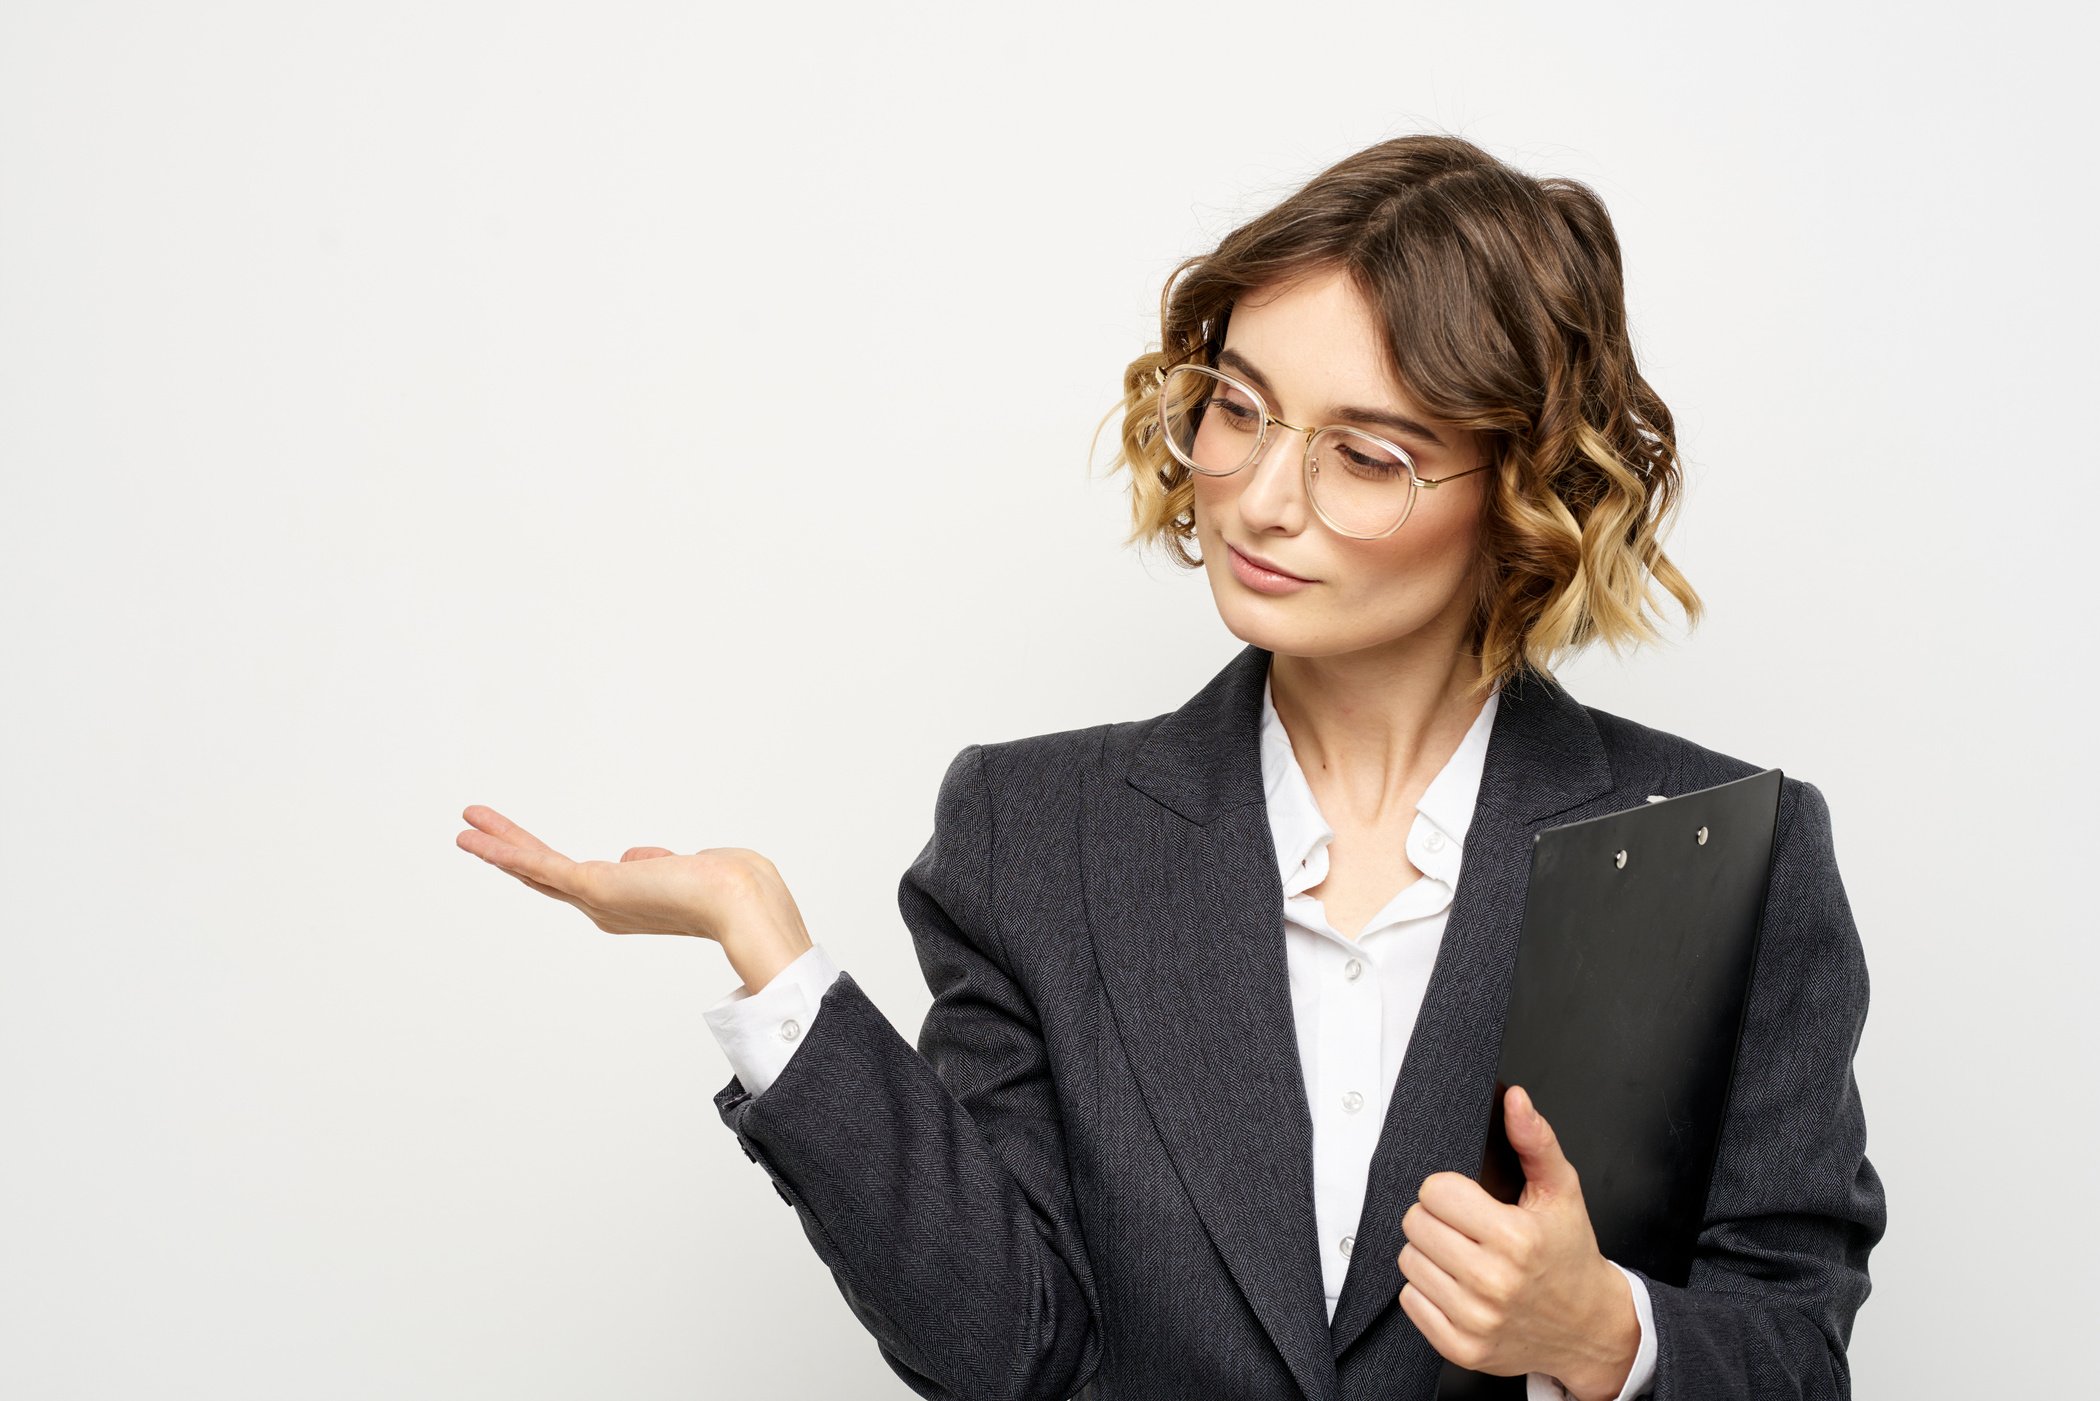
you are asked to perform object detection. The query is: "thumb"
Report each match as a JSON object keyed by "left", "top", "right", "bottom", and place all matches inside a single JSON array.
[
  {"left": 621, "top": 846, "right": 676, "bottom": 862},
  {"left": 1507, "top": 1085, "right": 1579, "bottom": 1205}
]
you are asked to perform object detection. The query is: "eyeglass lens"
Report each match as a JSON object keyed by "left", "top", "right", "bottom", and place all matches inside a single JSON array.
[{"left": 1157, "top": 365, "right": 1417, "bottom": 537}]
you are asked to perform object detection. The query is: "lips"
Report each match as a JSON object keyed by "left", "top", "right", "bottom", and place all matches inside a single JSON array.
[{"left": 1230, "top": 543, "right": 1313, "bottom": 582}]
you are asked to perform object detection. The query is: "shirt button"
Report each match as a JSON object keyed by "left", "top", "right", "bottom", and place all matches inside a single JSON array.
[
  {"left": 1340, "top": 1235, "right": 1354, "bottom": 1257},
  {"left": 1342, "top": 1090, "right": 1364, "bottom": 1113},
  {"left": 1425, "top": 830, "right": 1447, "bottom": 852},
  {"left": 1344, "top": 958, "right": 1363, "bottom": 981},
  {"left": 779, "top": 1019, "right": 801, "bottom": 1042}
]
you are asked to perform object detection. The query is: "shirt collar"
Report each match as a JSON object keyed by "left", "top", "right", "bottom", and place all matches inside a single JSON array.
[{"left": 1259, "top": 669, "right": 1502, "bottom": 892}]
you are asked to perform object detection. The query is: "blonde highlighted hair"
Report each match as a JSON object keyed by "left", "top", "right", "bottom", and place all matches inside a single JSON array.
[{"left": 1092, "top": 135, "right": 1703, "bottom": 699}]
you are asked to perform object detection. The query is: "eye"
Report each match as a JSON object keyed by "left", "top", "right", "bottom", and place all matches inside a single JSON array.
[
  {"left": 1208, "top": 395, "right": 1260, "bottom": 431},
  {"left": 1334, "top": 439, "right": 1410, "bottom": 480}
]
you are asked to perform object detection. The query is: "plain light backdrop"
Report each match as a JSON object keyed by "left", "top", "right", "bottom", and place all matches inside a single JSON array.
[{"left": 4, "top": 2, "right": 2092, "bottom": 1396}]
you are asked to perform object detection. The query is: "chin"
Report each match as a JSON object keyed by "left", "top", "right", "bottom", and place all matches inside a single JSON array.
[{"left": 1211, "top": 594, "right": 1313, "bottom": 657}]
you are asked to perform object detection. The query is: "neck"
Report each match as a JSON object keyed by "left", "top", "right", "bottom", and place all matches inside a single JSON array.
[{"left": 1266, "top": 640, "right": 1490, "bottom": 825}]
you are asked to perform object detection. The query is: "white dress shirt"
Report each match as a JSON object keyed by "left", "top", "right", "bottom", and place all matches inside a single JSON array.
[{"left": 705, "top": 674, "right": 1658, "bottom": 1400}]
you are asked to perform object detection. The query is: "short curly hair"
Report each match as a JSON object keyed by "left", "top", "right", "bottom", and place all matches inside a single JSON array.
[{"left": 1092, "top": 134, "right": 1704, "bottom": 698}]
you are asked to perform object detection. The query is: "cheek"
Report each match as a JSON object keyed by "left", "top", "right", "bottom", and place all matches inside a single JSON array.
[
  {"left": 1189, "top": 475, "right": 1241, "bottom": 546},
  {"left": 1353, "top": 500, "right": 1485, "bottom": 587}
]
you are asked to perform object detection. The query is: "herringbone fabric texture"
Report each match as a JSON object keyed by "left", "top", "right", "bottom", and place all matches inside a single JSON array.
[{"left": 713, "top": 644, "right": 1885, "bottom": 1400}]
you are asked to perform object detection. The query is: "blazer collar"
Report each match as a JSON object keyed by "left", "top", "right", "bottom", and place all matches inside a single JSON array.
[{"left": 1081, "top": 643, "right": 1616, "bottom": 1399}]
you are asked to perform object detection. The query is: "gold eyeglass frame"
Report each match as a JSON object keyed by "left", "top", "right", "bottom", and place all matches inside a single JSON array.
[{"left": 1151, "top": 361, "right": 1492, "bottom": 540}]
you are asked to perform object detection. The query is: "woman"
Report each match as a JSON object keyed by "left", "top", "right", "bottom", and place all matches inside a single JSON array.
[{"left": 456, "top": 135, "right": 1885, "bottom": 1401}]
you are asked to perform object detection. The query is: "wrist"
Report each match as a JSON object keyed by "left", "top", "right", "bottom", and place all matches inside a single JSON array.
[
  {"left": 722, "top": 920, "right": 815, "bottom": 996},
  {"left": 1555, "top": 1259, "right": 1640, "bottom": 1401},
  {"left": 714, "top": 859, "right": 815, "bottom": 994}
]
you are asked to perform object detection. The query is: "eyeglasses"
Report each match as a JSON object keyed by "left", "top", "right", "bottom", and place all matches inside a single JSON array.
[{"left": 1152, "top": 361, "right": 1492, "bottom": 540}]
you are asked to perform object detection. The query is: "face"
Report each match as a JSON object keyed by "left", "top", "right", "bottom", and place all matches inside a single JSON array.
[{"left": 1189, "top": 265, "right": 1492, "bottom": 667}]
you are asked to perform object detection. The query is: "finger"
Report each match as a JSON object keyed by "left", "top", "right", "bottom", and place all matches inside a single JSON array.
[
  {"left": 1417, "top": 1171, "right": 1514, "bottom": 1249},
  {"left": 461, "top": 805, "right": 568, "bottom": 857},
  {"left": 1397, "top": 1279, "right": 1470, "bottom": 1366},
  {"left": 1401, "top": 1199, "right": 1499, "bottom": 1294},
  {"left": 1397, "top": 1239, "right": 1480, "bottom": 1336},
  {"left": 1507, "top": 1084, "right": 1580, "bottom": 1200},
  {"left": 464, "top": 836, "right": 592, "bottom": 907},
  {"left": 456, "top": 827, "right": 589, "bottom": 896},
  {"left": 502, "top": 864, "right": 592, "bottom": 910}
]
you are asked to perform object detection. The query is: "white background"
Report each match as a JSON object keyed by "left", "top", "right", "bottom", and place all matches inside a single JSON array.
[{"left": 4, "top": 2, "right": 2092, "bottom": 1395}]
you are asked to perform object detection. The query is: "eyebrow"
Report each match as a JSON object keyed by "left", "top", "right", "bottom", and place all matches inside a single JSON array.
[{"left": 1215, "top": 347, "right": 1449, "bottom": 450}]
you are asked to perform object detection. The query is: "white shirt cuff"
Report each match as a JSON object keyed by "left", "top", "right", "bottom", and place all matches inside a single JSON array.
[
  {"left": 701, "top": 942, "right": 842, "bottom": 1097},
  {"left": 1616, "top": 1263, "right": 1658, "bottom": 1398},
  {"left": 1524, "top": 1261, "right": 1657, "bottom": 1400}
]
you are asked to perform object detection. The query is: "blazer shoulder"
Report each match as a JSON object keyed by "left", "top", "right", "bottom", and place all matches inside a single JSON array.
[
  {"left": 975, "top": 712, "right": 1160, "bottom": 787},
  {"left": 1581, "top": 700, "right": 1834, "bottom": 843},
  {"left": 1582, "top": 701, "right": 1772, "bottom": 793}
]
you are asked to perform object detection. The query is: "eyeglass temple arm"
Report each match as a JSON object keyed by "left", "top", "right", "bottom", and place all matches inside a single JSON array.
[{"left": 1418, "top": 462, "right": 1494, "bottom": 487}]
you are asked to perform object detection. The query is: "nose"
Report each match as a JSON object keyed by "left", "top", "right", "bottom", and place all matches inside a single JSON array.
[{"left": 1237, "top": 420, "right": 1314, "bottom": 522}]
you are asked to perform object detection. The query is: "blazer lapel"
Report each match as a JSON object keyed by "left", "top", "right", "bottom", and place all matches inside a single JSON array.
[
  {"left": 1080, "top": 641, "right": 1620, "bottom": 1395},
  {"left": 1079, "top": 643, "right": 1337, "bottom": 1401},
  {"left": 1326, "top": 653, "right": 1615, "bottom": 1361}
]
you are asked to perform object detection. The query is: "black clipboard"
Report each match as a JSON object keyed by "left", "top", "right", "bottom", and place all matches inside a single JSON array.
[{"left": 1435, "top": 768, "right": 1785, "bottom": 1400}]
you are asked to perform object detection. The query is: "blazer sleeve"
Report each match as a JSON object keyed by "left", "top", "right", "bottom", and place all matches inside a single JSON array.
[
  {"left": 1626, "top": 776, "right": 1888, "bottom": 1399},
  {"left": 711, "top": 743, "right": 1106, "bottom": 1401}
]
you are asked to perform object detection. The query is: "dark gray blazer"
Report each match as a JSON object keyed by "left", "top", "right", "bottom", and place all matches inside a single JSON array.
[{"left": 713, "top": 643, "right": 1885, "bottom": 1401}]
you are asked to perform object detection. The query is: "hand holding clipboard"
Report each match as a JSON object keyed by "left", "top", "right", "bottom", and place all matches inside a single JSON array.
[{"left": 1435, "top": 768, "right": 1786, "bottom": 1400}]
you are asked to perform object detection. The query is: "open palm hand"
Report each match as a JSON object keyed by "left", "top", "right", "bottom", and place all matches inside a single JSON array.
[{"left": 455, "top": 803, "right": 793, "bottom": 944}]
